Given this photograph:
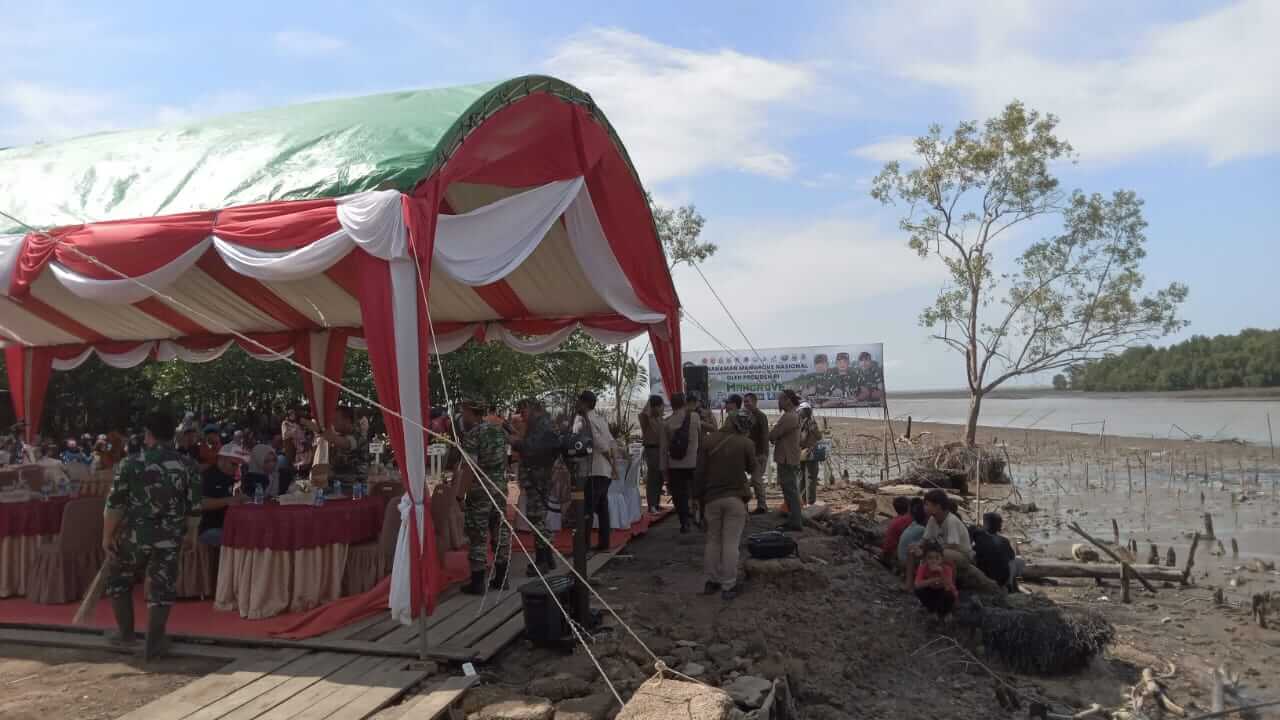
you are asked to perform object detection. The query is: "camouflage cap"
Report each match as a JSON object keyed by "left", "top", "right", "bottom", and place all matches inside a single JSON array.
[
  {"left": 813, "top": 353, "right": 828, "bottom": 364},
  {"left": 836, "top": 352, "right": 851, "bottom": 361}
]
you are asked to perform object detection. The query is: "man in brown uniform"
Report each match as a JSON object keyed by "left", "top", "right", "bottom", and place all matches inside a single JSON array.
[
  {"left": 743, "top": 393, "right": 771, "bottom": 514},
  {"left": 769, "top": 389, "right": 803, "bottom": 532},
  {"left": 638, "top": 395, "right": 665, "bottom": 513},
  {"left": 695, "top": 410, "right": 756, "bottom": 600}
]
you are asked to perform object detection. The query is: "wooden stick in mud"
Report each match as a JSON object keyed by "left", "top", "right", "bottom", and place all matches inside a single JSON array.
[
  {"left": 1203, "top": 513, "right": 1216, "bottom": 540},
  {"left": 1166, "top": 546, "right": 1176, "bottom": 567},
  {"left": 1183, "top": 532, "right": 1200, "bottom": 583},
  {"left": 1067, "top": 522, "right": 1158, "bottom": 593},
  {"left": 1021, "top": 561, "right": 1186, "bottom": 583},
  {"left": 1121, "top": 564, "right": 1132, "bottom": 604},
  {"left": 1268, "top": 412, "right": 1275, "bottom": 460},
  {"left": 1127, "top": 456, "right": 1133, "bottom": 496},
  {"left": 1231, "top": 538, "right": 1239, "bottom": 557},
  {"left": 1112, "top": 518, "right": 1120, "bottom": 545}
]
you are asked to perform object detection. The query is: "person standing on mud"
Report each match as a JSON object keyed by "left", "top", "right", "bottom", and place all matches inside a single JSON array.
[
  {"left": 770, "top": 389, "right": 804, "bottom": 532},
  {"left": 743, "top": 393, "right": 771, "bottom": 515},
  {"left": 695, "top": 409, "right": 756, "bottom": 600},
  {"left": 660, "top": 392, "right": 699, "bottom": 533},
  {"left": 798, "top": 403, "right": 823, "bottom": 505},
  {"left": 103, "top": 411, "right": 202, "bottom": 661}
]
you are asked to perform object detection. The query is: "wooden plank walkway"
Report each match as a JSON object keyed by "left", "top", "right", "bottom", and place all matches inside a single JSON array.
[
  {"left": 314, "top": 546, "right": 622, "bottom": 662},
  {"left": 112, "top": 648, "right": 433, "bottom": 720}
]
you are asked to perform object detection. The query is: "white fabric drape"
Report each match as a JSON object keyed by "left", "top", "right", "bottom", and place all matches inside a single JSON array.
[
  {"left": 434, "top": 178, "right": 582, "bottom": 286},
  {"left": 98, "top": 342, "right": 157, "bottom": 368},
  {"left": 48, "top": 238, "right": 213, "bottom": 304},
  {"left": 387, "top": 257, "right": 428, "bottom": 626},
  {"left": 484, "top": 323, "right": 578, "bottom": 354},
  {"left": 0, "top": 234, "right": 26, "bottom": 297},
  {"left": 213, "top": 230, "right": 351, "bottom": 283},
  {"left": 50, "top": 346, "right": 95, "bottom": 371},
  {"left": 336, "top": 190, "right": 407, "bottom": 261},
  {"left": 564, "top": 184, "right": 665, "bottom": 324},
  {"left": 155, "top": 339, "right": 235, "bottom": 363},
  {"left": 428, "top": 324, "right": 480, "bottom": 355}
]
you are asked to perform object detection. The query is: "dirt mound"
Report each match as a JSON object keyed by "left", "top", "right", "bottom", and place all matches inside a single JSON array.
[{"left": 954, "top": 596, "right": 1114, "bottom": 675}]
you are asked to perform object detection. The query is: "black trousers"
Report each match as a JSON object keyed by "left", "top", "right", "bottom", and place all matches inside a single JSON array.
[
  {"left": 583, "top": 474, "right": 612, "bottom": 548},
  {"left": 667, "top": 467, "right": 693, "bottom": 529},
  {"left": 915, "top": 587, "right": 956, "bottom": 617}
]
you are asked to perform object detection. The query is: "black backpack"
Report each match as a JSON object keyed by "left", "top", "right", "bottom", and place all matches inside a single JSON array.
[
  {"left": 668, "top": 411, "right": 692, "bottom": 460},
  {"left": 746, "top": 530, "right": 800, "bottom": 559}
]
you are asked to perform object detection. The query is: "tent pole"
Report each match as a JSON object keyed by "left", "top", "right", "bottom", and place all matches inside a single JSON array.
[{"left": 417, "top": 606, "right": 429, "bottom": 661}]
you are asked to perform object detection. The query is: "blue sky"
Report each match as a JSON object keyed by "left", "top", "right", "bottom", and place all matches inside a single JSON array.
[{"left": 3, "top": 0, "right": 1277, "bottom": 390}]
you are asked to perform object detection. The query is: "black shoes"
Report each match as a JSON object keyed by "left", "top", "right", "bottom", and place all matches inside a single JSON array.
[
  {"left": 489, "top": 563, "right": 508, "bottom": 590},
  {"left": 702, "top": 581, "right": 720, "bottom": 596},
  {"left": 460, "top": 570, "right": 486, "bottom": 595},
  {"left": 750, "top": 507, "right": 768, "bottom": 515}
]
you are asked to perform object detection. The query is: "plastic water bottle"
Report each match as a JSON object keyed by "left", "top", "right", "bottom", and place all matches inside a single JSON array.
[
  {"left": 314, "top": 487, "right": 326, "bottom": 507},
  {"left": 253, "top": 485, "right": 264, "bottom": 505}
]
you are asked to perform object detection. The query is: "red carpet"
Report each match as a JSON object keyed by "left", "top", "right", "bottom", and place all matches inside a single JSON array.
[{"left": 1, "top": 509, "right": 671, "bottom": 641}]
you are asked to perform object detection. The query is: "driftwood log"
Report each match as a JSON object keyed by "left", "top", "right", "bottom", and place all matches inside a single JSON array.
[
  {"left": 1068, "top": 523, "right": 1159, "bottom": 593},
  {"left": 1023, "top": 561, "right": 1187, "bottom": 584}
]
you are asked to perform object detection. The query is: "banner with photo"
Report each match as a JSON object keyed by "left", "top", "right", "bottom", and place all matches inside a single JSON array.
[{"left": 648, "top": 343, "right": 887, "bottom": 410}]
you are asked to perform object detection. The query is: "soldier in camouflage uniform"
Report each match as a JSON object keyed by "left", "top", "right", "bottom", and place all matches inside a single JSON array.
[
  {"left": 509, "top": 398, "right": 561, "bottom": 577},
  {"left": 458, "top": 400, "right": 511, "bottom": 594},
  {"left": 103, "top": 411, "right": 202, "bottom": 661},
  {"left": 854, "top": 351, "right": 886, "bottom": 403}
]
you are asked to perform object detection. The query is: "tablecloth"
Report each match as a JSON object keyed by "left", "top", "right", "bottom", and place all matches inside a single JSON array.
[
  {"left": 215, "top": 498, "right": 385, "bottom": 619},
  {"left": 221, "top": 498, "right": 384, "bottom": 550},
  {"left": 0, "top": 497, "right": 72, "bottom": 539}
]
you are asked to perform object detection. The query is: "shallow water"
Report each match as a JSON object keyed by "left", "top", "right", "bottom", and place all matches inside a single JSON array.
[
  {"left": 882, "top": 394, "right": 1280, "bottom": 445},
  {"left": 1008, "top": 465, "right": 1280, "bottom": 573}
]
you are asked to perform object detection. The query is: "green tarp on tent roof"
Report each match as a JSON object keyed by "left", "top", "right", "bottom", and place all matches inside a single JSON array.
[{"left": 0, "top": 76, "right": 612, "bottom": 235}]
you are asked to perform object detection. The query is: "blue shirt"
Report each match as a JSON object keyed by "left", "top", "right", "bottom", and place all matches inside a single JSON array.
[{"left": 897, "top": 522, "right": 927, "bottom": 565}]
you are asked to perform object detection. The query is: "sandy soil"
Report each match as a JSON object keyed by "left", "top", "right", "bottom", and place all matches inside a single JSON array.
[{"left": 0, "top": 644, "right": 223, "bottom": 720}]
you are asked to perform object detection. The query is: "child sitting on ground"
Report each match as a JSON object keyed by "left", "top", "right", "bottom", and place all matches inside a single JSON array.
[{"left": 914, "top": 541, "right": 958, "bottom": 618}]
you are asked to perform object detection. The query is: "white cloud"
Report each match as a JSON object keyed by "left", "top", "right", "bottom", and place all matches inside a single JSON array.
[
  {"left": 0, "top": 82, "right": 115, "bottom": 146},
  {"left": 545, "top": 29, "right": 814, "bottom": 184},
  {"left": 851, "top": 135, "right": 917, "bottom": 164},
  {"left": 856, "top": 0, "right": 1280, "bottom": 164},
  {"left": 273, "top": 30, "right": 347, "bottom": 57}
]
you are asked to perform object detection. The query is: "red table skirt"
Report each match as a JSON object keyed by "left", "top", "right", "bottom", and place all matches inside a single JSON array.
[
  {"left": 222, "top": 499, "right": 384, "bottom": 551},
  {"left": 0, "top": 497, "right": 72, "bottom": 539}
]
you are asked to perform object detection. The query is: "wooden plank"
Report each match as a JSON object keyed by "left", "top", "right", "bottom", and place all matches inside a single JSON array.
[
  {"left": 444, "top": 595, "right": 523, "bottom": 649},
  {"left": 184, "top": 651, "right": 348, "bottom": 720},
  {"left": 320, "top": 613, "right": 391, "bottom": 642},
  {"left": 347, "top": 616, "right": 400, "bottom": 642},
  {"left": 254, "top": 655, "right": 387, "bottom": 720},
  {"left": 394, "top": 676, "right": 479, "bottom": 720},
  {"left": 117, "top": 649, "right": 308, "bottom": 720},
  {"left": 0, "top": 627, "right": 242, "bottom": 661},
  {"left": 309, "top": 656, "right": 433, "bottom": 720},
  {"left": 468, "top": 614, "right": 527, "bottom": 662},
  {"left": 216, "top": 652, "right": 361, "bottom": 720}
]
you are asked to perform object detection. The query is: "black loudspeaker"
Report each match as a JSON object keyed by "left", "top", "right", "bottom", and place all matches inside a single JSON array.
[{"left": 683, "top": 364, "right": 709, "bottom": 399}]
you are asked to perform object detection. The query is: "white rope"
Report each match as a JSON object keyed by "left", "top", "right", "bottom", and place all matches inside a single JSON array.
[{"left": 689, "top": 262, "right": 764, "bottom": 362}]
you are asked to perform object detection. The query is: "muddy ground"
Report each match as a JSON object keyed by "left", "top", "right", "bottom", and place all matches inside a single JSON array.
[{"left": 0, "top": 644, "right": 222, "bottom": 720}]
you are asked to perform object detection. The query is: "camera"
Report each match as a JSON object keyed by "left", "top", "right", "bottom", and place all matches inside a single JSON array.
[{"left": 559, "top": 429, "right": 593, "bottom": 459}]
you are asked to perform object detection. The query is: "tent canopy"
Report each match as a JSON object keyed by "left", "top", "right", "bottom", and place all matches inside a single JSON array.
[{"left": 0, "top": 74, "right": 684, "bottom": 624}]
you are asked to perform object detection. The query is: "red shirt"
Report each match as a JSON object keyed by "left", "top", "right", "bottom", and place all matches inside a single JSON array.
[
  {"left": 882, "top": 514, "right": 913, "bottom": 558},
  {"left": 915, "top": 562, "right": 958, "bottom": 599}
]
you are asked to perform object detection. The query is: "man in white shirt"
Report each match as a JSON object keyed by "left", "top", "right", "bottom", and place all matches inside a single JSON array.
[
  {"left": 572, "top": 391, "right": 616, "bottom": 550},
  {"left": 907, "top": 488, "right": 1000, "bottom": 594}
]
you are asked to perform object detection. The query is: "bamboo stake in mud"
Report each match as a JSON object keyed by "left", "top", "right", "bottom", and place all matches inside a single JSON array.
[
  {"left": 1166, "top": 546, "right": 1176, "bottom": 567},
  {"left": 1147, "top": 544, "right": 1160, "bottom": 566},
  {"left": 1121, "top": 564, "right": 1132, "bottom": 604},
  {"left": 1169, "top": 455, "right": 1175, "bottom": 489},
  {"left": 1127, "top": 456, "right": 1133, "bottom": 496},
  {"left": 1184, "top": 532, "right": 1200, "bottom": 583},
  {"left": 1112, "top": 518, "right": 1120, "bottom": 545},
  {"left": 1268, "top": 412, "right": 1275, "bottom": 460},
  {"left": 1203, "top": 513, "right": 1216, "bottom": 540},
  {"left": 1231, "top": 538, "right": 1239, "bottom": 557}
]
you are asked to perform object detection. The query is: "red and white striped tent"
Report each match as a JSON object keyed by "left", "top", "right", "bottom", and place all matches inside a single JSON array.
[{"left": 0, "top": 75, "right": 683, "bottom": 623}]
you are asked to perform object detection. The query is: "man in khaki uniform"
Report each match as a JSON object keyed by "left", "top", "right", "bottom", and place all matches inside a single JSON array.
[
  {"left": 659, "top": 392, "right": 699, "bottom": 533},
  {"left": 769, "top": 389, "right": 803, "bottom": 531},
  {"left": 743, "top": 393, "right": 771, "bottom": 514}
]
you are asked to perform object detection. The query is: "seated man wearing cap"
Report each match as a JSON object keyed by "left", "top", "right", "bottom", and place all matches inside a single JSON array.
[{"left": 199, "top": 445, "right": 247, "bottom": 546}]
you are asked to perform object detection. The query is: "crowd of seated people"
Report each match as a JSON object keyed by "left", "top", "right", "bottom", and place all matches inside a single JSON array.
[{"left": 879, "top": 488, "right": 1024, "bottom": 620}]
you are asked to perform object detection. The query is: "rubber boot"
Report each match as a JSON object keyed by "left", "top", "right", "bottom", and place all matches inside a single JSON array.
[
  {"left": 105, "top": 594, "right": 136, "bottom": 646},
  {"left": 489, "top": 563, "right": 508, "bottom": 590},
  {"left": 539, "top": 546, "right": 556, "bottom": 572},
  {"left": 460, "top": 570, "right": 486, "bottom": 595},
  {"left": 143, "top": 605, "right": 172, "bottom": 662}
]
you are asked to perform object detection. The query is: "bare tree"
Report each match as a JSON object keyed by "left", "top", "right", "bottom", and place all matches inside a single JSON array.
[{"left": 871, "top": 101, "right": 1188, "bottom": 445}]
